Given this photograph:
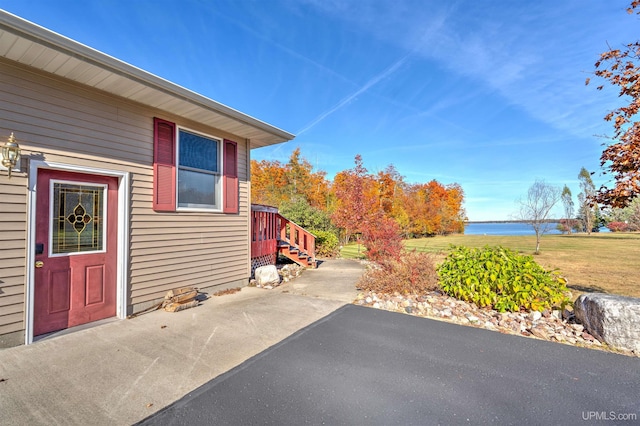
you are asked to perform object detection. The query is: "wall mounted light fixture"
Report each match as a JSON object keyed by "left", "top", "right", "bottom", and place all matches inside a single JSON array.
[{"left": 1, "top": 133, "right": 21, "bottom": 179}]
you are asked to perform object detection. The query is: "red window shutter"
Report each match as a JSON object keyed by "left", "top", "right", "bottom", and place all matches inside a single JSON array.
[
  {"left": 223, "top": 139, "right": 238, "bottom": 213},
  {"left": 153, "top": 118, "right": 176, "bottom": 212}
]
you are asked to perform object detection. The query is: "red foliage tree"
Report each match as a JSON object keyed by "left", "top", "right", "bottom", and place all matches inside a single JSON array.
[
  {"left": 252, "top": 148, "right": 467, "bottom": 242},
  {"left": 588, "top": 1, "right": 640, "bottom": 207},
  {"left": 361, "top": 215, "right": 404, "bottom": 262},
  {"left": 607, "top": 221, "right": 630, "bottom": 232},
  {"left": 331, "top": 155, "right": 378, "bottom": 243}
]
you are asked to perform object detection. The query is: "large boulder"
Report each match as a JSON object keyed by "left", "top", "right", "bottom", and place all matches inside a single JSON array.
[
  {"left": 574, "top": 293, "right": 640, "bottom": 353},
  {"left": 254, "top": 265, "right": 280, "bottom": 287}
]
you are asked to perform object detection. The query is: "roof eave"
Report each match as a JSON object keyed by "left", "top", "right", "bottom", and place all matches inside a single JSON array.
[{"left": 0, "top": 10, "right": 295, "bottom": 147}]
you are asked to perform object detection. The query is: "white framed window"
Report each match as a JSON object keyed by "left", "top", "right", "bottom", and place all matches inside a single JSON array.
[
  {"left": 153, "top": 117, "right": 239, "bottom": 214},
  {"left": 177, "top": 128, "right": 222, "bottom": 211}
]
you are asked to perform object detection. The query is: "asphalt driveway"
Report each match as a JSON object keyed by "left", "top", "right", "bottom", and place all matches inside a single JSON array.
[{"left": 139, "top": 304, "right": 640, "bottom": 425}]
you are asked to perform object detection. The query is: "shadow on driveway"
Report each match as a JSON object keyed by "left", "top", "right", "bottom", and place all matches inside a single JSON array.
[{"left": 138, "top": 305, "right": 640, "bottom": 425}]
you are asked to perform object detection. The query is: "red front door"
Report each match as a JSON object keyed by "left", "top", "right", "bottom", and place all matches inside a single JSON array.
[{"left": 34, "top": 169, "right": 118, "bottom": 336}]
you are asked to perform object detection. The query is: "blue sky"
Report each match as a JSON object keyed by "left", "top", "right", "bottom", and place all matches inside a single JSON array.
[{"left": 1, "top": 0, "right": 637, "bottom": 220}]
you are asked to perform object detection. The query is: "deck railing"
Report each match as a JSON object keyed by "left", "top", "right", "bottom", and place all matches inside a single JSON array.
[
  {"left": 250, "top": 204, "right": 316, "bottom": 266},
  {"left": 251, "top": 205, "right": 279, "bottom": 259},
  {"left": 279, "top": 216, "right": 316, "bottom": 263}
]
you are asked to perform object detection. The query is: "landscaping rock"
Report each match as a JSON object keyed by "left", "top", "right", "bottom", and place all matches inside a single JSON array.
[
  {"left": 279, "top": 264, "right": 304, "bottom": 282},
  {"left": 465, "top": 314, "right": 480, "bottom": 323},
  {"left": 574, "top": 293, "right": 640, "bottom": 353},
  {"left": 562, "top": 308, "right": 574, "bottom": 321},
  {"left": 254, "top": 265, "right": 280, "bottom": 287},
  {"left": 530, "top": 326, "right": 549, "bottom": 340},
  {"left": 354, "top": 289, "right": 637, "bottom": 357}
]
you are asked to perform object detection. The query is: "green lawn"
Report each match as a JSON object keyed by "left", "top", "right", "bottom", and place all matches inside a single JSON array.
[{"left": 341, "top": 233, "right": 640, "bottom": 299}]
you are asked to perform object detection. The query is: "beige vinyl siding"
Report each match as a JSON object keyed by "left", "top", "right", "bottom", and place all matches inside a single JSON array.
[
  {"left": 0, "top": 177, "right": 27, "bottom": 335},
  {"left": 0, "top": 58, "right": 252, "bottom": 336}
]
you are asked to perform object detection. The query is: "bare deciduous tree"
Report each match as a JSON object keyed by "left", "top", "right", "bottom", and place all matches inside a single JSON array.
[
  {"left": 561, "top": 185, "right": 574, "bottom": 234},
  {"left": 516, "top": 180, "right": 561, "bottom": 254},
  {"left": 578, "top": 167, "right": 597, "bottom": 235}
]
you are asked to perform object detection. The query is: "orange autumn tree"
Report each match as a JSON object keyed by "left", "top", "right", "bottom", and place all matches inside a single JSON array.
[
  {"left": 401, "top": 180, "right": 465, "bottom": 237},
  {"left": 331, "top": 155, "right": 466, "bottom": 241},
  {"left": 443, "top": 183, "right": 466, "bottom": 234},
  {"left": 423, "top": 180, "right": 448, "bottom": 234},
  {"left": 375, "top": 165, "right": 402, "bottom": 214},
  {"left": 283, "top": 148, "right": 330, "bottom": 209},
  {"left": 375, "top": 165, "right": 411, "bottom": 237},
  {"left": 252, "top": 148, "right": 466, "bottom": 245},
  {"left": 402, "top": 183, "right": 432, "bottom": 236},
  {"left": 251, "top": 159, "right": 288, "bottom": 207},
  {"left": 251, "top": 148, "right": 330, "bottom": 209},
  {"left": 404, "top": 181, "right": 447, "bottom": 236}
]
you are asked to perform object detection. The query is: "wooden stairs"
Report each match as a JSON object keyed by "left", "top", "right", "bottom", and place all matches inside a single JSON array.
[{"left": 278, "top": 241, "right": 316, "bottom": 268}]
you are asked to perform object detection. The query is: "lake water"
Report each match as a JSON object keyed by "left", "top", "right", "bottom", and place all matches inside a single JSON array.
[
  {"left": 465, "top": 222, "right": 610, "bottom": 236},
  {"left": 465, "top": 222, "right": 562, "bottom": 236}
]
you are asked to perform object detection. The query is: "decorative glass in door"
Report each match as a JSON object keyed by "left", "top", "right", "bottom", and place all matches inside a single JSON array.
[{"left": 51, "top": 182, "right": 106, "bottom": 254}]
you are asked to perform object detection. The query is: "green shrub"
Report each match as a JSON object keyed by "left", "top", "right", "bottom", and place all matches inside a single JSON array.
[
  {"left": 312, "top": 229, "right": 340, "bottom": 258},
  {"left": 279, "top": 198, "right": 336, "bottom": 233},
  {"left": 358, "top": 251, "right": 439, "bottom": 295},
  {"left": 437, "top": 245, "right": 570, "bottom": 312}
]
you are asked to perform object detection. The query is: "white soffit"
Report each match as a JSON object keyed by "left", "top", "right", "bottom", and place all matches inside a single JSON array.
[{"left": 0, "top": 10, "right": 294, "bottom": 148}]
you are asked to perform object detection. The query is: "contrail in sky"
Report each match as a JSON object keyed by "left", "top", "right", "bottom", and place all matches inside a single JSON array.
[
  {"left": 296, "top": 51, "right": 413, "bottom": 135},
  {"left": 211, "top": 7, "right": 354, "bottom": 86}
]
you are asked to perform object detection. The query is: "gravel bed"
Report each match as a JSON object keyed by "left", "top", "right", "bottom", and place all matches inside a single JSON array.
[{"left": 354, "top": 290, "right": 637, "bottom": 357}]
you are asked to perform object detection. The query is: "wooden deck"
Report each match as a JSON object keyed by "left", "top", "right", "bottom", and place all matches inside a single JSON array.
[{"left": 251, "top": 205, "right": 316, "bottom": 268}]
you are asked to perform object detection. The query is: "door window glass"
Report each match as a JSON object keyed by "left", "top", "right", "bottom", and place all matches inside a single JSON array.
[{"left": 51, "top": 182, "right": 106, "bottom": 254}]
